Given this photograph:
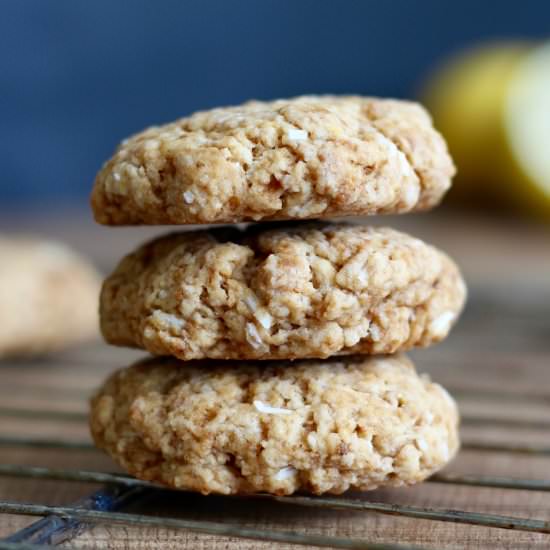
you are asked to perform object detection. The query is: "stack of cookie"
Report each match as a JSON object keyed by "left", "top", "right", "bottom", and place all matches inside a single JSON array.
[{"left": 89, "top": 96, "right": 466, "bottom": 496}]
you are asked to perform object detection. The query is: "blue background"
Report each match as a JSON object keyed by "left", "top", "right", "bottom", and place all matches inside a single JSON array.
[{"left": 1, "top": 0, "right": 549, "bottom": 205}]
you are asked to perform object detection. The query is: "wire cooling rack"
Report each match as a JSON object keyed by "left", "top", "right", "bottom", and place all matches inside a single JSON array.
[
  {"left": 0, "top": 375, "right": 549, "bottom": 549},
  {"left": 1, "top": 286, "right": 549, "bottom": 549}
]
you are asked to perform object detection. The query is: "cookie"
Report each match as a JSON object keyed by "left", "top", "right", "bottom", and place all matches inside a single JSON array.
[
  {"left": 100, "top": 223, "right": 466, "bottom": 361},
  {"left": 90, "top": 354, "right": 459, "bottom": 495},
  {"left": 0, "top": 236, "right": 101, "bottom": 358},
  {"left": 91, "top": 96, "right": 455, "bottom": 225}
]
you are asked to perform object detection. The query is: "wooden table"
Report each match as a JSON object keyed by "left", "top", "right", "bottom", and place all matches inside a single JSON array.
[{"left": 0, "top": 208, "right": 549, "bottom": 549}]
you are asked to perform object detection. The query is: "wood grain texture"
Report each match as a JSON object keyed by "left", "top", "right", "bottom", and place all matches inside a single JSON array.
[{"left": 0, "top": 209, "right": 549, "bottom": 549}]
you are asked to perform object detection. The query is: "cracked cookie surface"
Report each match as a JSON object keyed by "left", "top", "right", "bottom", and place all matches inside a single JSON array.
[
  {"left": 90, "top": 354, "right": 459, "bottom": 495},
  {"left": 0, "top": 236, "right": 101, "bottom": 357},
  {"left": 91, "top": 96, "right": 455, "bottom": 225},
  {"left": 100, "top": 223, "right": 466, "bottom": 360}
]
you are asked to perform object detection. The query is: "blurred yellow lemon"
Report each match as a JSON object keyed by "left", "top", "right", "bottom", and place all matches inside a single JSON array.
[{"left": 424, "top": 41, "right": 550, "bottom": 220}]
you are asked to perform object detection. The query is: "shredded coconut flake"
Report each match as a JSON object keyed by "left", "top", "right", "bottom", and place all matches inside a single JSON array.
[
  {"left": 430, "top": 311, "right": 455, "bottom": 336},
  {"left": 416, "top": 438, "right": 429, "bottom": 452},
  {"left": 245, "top": 298, "right": 272, "bottom": 331},
  {"left": 404, "top": 183, "right": 420, "bottom": 207},
  {"left": 438, "top": 441, "right": 450, "bottom": 461},
  {"left": 255, "top": 310, "right": 273, "bottom": 330},
  {"left": 369, "top": 324, "right": 381, "bottom": 342},
  {"left": 356, "top": 270, "right": 369, "bottom": 286},
  {"left": 253, "top": 400, "right": 291, "bottom": 415},
  {"left": 245, "top": 323, "right": 264, "bottom": 349},
  {"left": 307, "top": 432, "right": 317, "bottom": 448},
  {"left": 275, "top": 466, "right": 296, "bottom": 480},
  {"left": 278, "top": 306, "right": 290, "bottom": 317},
  {"left": 144, "top": 139, "right": 159, "bottom": 149},
  {"left": 286, "top": 128, "right": 308, "bottom": 141},
  {"left": 183, "top": 191, "right": 195, "bottom": 204},
  {"left": 244, "top": 295, "right": 258, "bottom": 312},
  {"left": 152, "top": 310, "right": 185, "bottom": 331}
]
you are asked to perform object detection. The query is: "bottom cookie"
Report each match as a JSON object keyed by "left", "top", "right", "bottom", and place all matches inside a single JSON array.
[{"left": 90, "top": 354, "right": 459, "bottom": 495}]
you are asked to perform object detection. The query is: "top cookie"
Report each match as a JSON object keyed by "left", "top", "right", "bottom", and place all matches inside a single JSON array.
[{"left": 91, "top": 96, "right": 455, "bottom": 225}]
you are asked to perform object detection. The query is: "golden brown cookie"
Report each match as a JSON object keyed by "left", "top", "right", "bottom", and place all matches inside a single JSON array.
[
  {"left": 0, "top": 236, "right": 101, "bottom": 358},
  {"left": 100, "top": 223, "right": 466, "bottom": 360},
  {"left": 91, "top": 96, "right": 455, "bottom": 225},
  {"left": 90, "top": 354, "right": 459, "bottom": 495}
]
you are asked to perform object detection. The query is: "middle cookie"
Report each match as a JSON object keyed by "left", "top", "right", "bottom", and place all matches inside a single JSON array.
[{"left": 101, "top": 223, "right": 466, "bottom": 360}]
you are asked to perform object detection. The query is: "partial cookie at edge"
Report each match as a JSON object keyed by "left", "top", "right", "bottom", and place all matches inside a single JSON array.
[
  {"left": 90, "top": 354, "right": 460, "bottom": 495},
  {"left": 0, "top": 236, "right": 101, "bottom": 358}
]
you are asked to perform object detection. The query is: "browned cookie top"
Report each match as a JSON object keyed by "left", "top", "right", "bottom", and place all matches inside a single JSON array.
[{"left": 91, "top": 96, "right": 455, "bottom": 225}]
